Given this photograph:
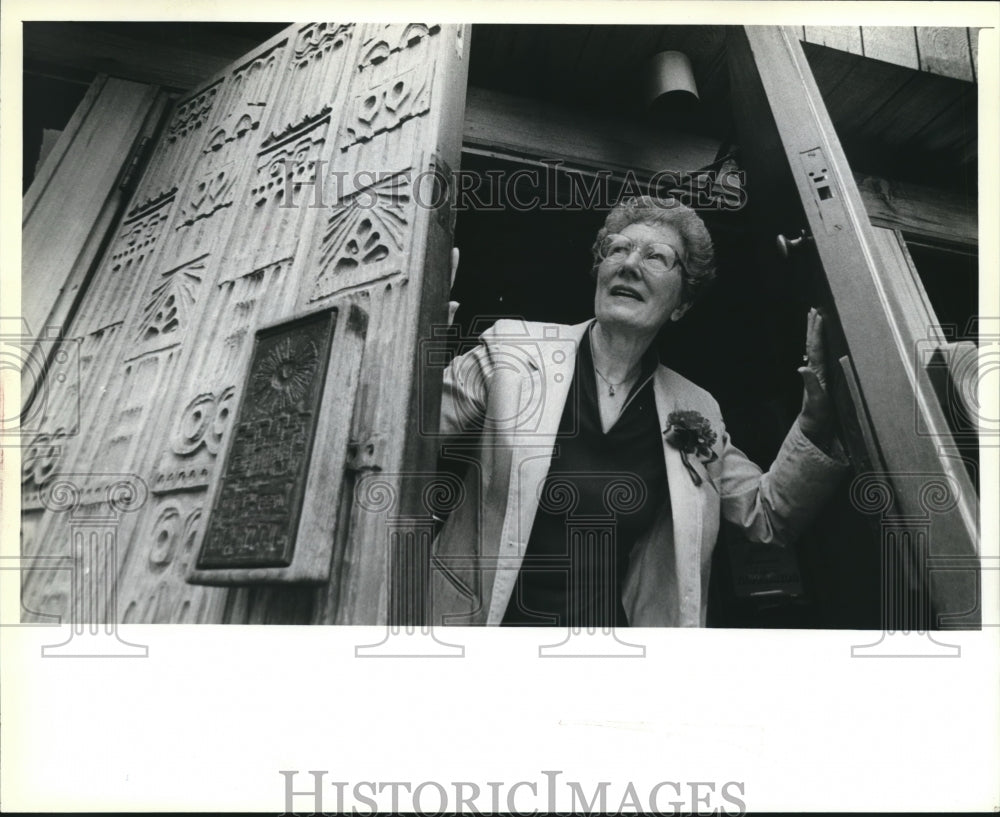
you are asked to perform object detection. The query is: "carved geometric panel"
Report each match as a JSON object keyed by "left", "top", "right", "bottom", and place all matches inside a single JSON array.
[
  {"left": 150, "top": 258, "right": 290, "bottom": 496},
  {"left": 102, "top": 347, "right": 178, "bottom": 468},
  {"left": 343, "top": 61, "right": 432, "bottom": 145},
  {"left": 119, "top": 495, "right": 225, "bottom": 624},
  {"left": 176, "top": 161, "right": 237, "bottom": 228},
  {"left": 151, "top": 387, "right": 237, "bottom": 495},
  {"left": 137, "top": 255, "right": 209, "bottom": 343},
  {"left": 172, "top": 388, "right": 236, "bottom": 458},
  {"left": 79, "top": 322, "right": 122, "bottom": 377},
  {"left": 196, "top": 308, "right": 339, "bottom": 569},
  {"left": 26, "top": 23, "right": 464, "bottom": 625},
  {"left": 311, "top": 171, "right": 412, "bottom": 301},
  {"left": 71, "top": 195, "right": 176, "bottom": 336},
  {"left": 168, "top": 85, "right": 220, "bottom": 143},
  {"left": 18, "top": 331, "right": 83, "bottom": 506},
  {"left": 20, "top": 320, "right": 124, "bottom": 510},
  {"left": 168, "top": 45, "right": 283, "bottom": 238},
  {"left": 263, "top": 23, "right": 353, "bottom": 145},
  {"left": 131, "top": 81, "right": 221, "bottom": 208},
  {"left": 215, "top": 259, "right": 292, "bottom": 376},
  {"left": 230, "top": 114, "right": 331, "bottom": 270},
  {"left": 20, "top": 433, "right": 62, "bottom": 507},
  {"left": 215, "top": 41, "right": 285, "bottom": 132},
  {"left": 340, "top": 24, "right": 440, "bottom": 148},
  {"left": 292, "top": 22, "right": 352, "bottom": 67},
  {"left": 118, "top": 194, "right": 174, "bottom": 258},
  {"left": 255, "top": 112, "right": 330, "bottom": 207}
]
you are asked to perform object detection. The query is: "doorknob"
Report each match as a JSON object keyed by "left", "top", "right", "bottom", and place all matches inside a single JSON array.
[{"left": 776, "top": 229, "right": 811, "bottom": 259}]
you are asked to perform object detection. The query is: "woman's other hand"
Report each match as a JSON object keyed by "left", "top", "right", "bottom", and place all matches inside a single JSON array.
[
  {"left": 797, "top": 307, "right": 835, "bottom": 452},
  {"left": 448, "top": 247, "right": 460, "bottom": 326}
]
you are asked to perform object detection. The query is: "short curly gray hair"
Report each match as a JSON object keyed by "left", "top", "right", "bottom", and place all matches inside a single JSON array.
[{"left": 590, "top": 195, "right": 716, "bottom": 304}]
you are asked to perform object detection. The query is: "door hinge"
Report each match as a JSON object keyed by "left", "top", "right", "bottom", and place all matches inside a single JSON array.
[
  {"left": 119, "top": 136, "right": 152, "bottom": 193},
  {"left": 345, "top": 433, "right": 385, "bottom": 472}
]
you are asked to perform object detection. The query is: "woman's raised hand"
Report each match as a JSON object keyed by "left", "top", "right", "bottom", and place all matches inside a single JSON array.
[{"left": 797, "top": 307, "right": 835, "bottom": 452}]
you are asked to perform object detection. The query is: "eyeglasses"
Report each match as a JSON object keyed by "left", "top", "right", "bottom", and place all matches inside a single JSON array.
[{"left": 597, "top": 234, "right": 686, "bottom": 276}]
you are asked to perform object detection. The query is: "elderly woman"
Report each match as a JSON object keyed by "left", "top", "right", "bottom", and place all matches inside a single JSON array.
[{"left": 432, "top": 196, "right": 847, "bottom": 628}]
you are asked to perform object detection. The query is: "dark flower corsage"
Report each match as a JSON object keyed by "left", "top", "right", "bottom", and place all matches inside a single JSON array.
[{"left": 663, "top": 410, "right": 718, "bottom": 487}]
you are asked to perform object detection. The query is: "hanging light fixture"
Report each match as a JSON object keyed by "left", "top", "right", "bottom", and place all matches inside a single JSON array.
[{"left": 644, "top": 50, "right": 700, "bottom": 119}]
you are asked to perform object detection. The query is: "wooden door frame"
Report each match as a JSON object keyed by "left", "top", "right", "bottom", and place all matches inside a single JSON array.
[
  {"left": 730, "top": 25, "right": 979, "bottom": 625},
  {"left": 459, "top": 25, "right": 982, "bottom": 624},
  {"left": 21, "top": 75, "right": 169, "bottom": 364},
  {"left": 456, "top": 25, "right": 981, "bottom": 626}
]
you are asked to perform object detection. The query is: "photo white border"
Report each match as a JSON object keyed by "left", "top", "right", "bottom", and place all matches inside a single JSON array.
[{"left": 2, "top": 1, "right": 998, "bottom": 812}]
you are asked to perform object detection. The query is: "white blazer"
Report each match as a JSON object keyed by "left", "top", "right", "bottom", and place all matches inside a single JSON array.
[{"left": 430, "top": 319, "right": 847, "bottom": 626}]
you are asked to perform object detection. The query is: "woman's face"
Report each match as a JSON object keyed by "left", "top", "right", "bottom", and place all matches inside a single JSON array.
[{"left": 594, "top": 221, "right": 690, "bottom": 335}]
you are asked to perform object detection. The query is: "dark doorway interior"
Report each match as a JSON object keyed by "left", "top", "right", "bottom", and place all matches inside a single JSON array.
[
  {"left": 450, "top": 151, "right": 876, "bottom": 627},
  {"left": 22, "top": 73, "right": 88, "bottom": 193},
  {"left": 904, "top": 236, "right": 980, "bottom": 343}
]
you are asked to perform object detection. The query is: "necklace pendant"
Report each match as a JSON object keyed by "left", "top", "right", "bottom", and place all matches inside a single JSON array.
[{"left": 609, "top": 385, "right": 615, "bottom": 397}]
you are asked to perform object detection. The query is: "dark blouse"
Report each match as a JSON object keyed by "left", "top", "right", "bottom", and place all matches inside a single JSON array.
[{"left": 501, "top": 325, "right": 670, "bottom": 627}]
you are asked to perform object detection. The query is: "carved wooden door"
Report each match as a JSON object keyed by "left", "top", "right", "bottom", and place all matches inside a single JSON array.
[
  {"left": 21, "top": 22, "right": 470, "bottom": 626},
  {"left": 728, "top": 26, "right": 979, "bottom": 631}
]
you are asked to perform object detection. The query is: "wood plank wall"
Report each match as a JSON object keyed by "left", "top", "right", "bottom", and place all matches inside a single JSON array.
[
  {"left": 26, "top": 24, "right": 981, "bottom": 94},
  {"left": 800, "top": 27, "right": 980, "bottom": 82}
]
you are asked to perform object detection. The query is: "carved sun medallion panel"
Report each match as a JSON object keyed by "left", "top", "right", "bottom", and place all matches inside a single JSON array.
[{"left": 196, "top": 308, "right": 339, "bottom": 570}]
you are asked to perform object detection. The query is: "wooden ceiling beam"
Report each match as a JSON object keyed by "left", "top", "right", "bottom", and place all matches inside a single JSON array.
[
  {"left": 463, "top": 85, "right": 721, "bottom": 176},
  {"left": 855, "top": 172, "right": 977, "bottom": 245}
]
